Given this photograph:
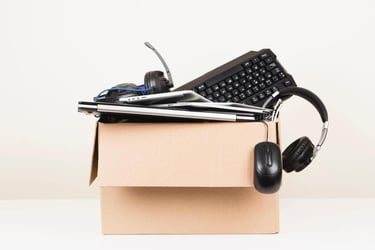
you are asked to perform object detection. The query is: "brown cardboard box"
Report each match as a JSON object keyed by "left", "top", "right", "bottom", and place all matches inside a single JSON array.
[{"left": 90, "top": 121, "right": 280, "bottom": 234}]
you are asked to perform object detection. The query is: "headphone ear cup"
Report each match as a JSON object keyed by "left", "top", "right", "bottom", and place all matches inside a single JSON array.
[
  {"left": 282, "top": 136, "right": 314, "bottom": 172},
  {"left": 144, "top": 71, "right": 171, "bottom": 93}
]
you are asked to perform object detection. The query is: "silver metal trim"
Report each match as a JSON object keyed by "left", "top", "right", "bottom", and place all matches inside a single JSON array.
[
  {"left": 311, "top": 121, "right": 329, "bottom": 160},
  {"left": 272, "top": 99, "right": 283, "bottom": 121}
]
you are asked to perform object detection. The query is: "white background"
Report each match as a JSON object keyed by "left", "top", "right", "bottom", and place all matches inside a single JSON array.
[{"left": 1, "top": 0, "right": 375, "bottom": 199}]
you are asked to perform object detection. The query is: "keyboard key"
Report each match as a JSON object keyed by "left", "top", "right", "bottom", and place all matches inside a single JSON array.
[
  {"left": 252, "top": 86, "right": 260, "bottom": 93},
  {"left": 219, "top": 81, "right": 226, "bottom": 88},
  {"left": 219, "top": 88, "right": 226, "bottom": 94},
  {"left": 225, "top": 78, "right": 233, "bottom": 84},
  {"left": 283, "top": 80, "right": 292, "bottom": 86},
  {"left": 226, "top": 85, "right": 234, "bottom": 91},
  {"left": 265, "top": 79, "right": 273, "bottom": 86},
  {"left": 259, "top": 52, "right": 269, "bottom": 59},
  {"left": 266, "top": 63, "right": 277, "bottom": 70},
  {"left": 271, "top": 86, "right": 279, "bottom": 92},
  {"left": 278, "top": 72, "right": 286, "bottom": 79},
  {"left": 197, "top": 84, "right": 206, "bottom": 91},
  {"left": 245, "top": 83, "right": 252, "bottom": 89},
  {"left": 224, "top": 92, "right": 233, "bottom": 99},
  {"left": 252, "top": 72, "right": 260, "bottom": 78},
  {"left": 271, "top": 68, "right": 281, "bottom": 75},
  {"left": 239, "top": 71, "right": 246, "bottom": 77},
  {"left": 258, "top": 61, "right": 266, "bottom": 67},
  {"left": 232, "top": 96, "right": 240, "bottom": 102},
  {"left": 239, "top": 93, "right": 246, "bottom": 100},
  {"left": 199, "top": 91, "right": 207, "bottom": 97},
  {"left": 243, "top": 61, "right": 252, "bottom": 68},
  {"left": 245, "top": 89, "right": 253, "bottom": 96},
  {"left": 272, "top": 76, "right": 279, "bottom": 82},
  {"left": 265, "top": 72, "right": 272, "bottom": 79},
  {"left": 258, "top": 93, "right": 266, "bottom": 100},
  {"left": 233, "top": 81, "right": 240, "bottom": 88},
  {"left": 250, "top": 96, "right": 259, "bottom": 104},
  {"left": 232, "top": 74, "right": 240, "bottom": 81},
  {"left": 245, "top": 68, "right": 253, "bottom": 74},
  {"left": 206, "top": 88, "right": 213, "bottom": 94},
  {"left": 258, "top": 75, "right": 265, "bottom": 82},
  {"left": 251, "top": 57, "right": 260, "bottom": 64},
  {"left": 238, "top": 86, "right": 245, "bottom": 92},
  {"left": 207, "top": 95, "right": 214, "bottom": 101},
  {"left": 265, "top": 89, "right": 272, "bottom": 96},
  {"left": 218, "top": 96, "right": 226, "bottom": 102},
  {"left": 213, "top": 91, "right": 220, "bottom": 98},
  {"left": 246, "top": 75, "right": 253, "bottom": 81},
  {"left": 252, "top": 64, "right": 259, "bottom": 71},
  {"left": 212, "top": 84, "right": 219, "bottom": 91},
  {"left": 265, "top": 57, "right": 273, "bottom": 64},
  {"left": 251, "top": 79, "right": 259, "bottom": 85},
  {"left": 259, "top": 68, "right": 266, "bottom": 74},
  {"left": 259, "top": 83, "right": 266, "bottom": 89},
  {"left": 232, "top": 89, "right": 239, "bottom": 96},
  {"left": 239, "top": 78, "right": 247, "bottom": 84}
]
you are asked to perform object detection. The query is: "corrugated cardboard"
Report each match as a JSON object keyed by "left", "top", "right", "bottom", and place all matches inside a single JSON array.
[{"left": 91, "top": 121, "right": 280, "bottom": 234}]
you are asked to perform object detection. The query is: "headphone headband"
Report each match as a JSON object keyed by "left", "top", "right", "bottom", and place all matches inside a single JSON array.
[
  {"left": 263, "top": 86, "right": 329, "bottom": 161},
  {"left": 264, "top": 87, "right": 328, "bottom": 122}
]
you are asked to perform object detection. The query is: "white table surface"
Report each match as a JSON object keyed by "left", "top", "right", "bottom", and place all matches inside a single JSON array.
[{"left": 0, "top": 199, "right": 374, "bottom": 250}]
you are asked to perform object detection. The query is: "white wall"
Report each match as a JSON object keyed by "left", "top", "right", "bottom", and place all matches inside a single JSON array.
[{"left": 0, "top": 0, "right": 374, "bottom": 199}]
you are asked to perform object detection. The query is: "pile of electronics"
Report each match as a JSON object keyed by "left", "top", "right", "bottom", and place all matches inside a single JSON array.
[{"left": 78, "top": 42, "right": 329, "bottom": 194}]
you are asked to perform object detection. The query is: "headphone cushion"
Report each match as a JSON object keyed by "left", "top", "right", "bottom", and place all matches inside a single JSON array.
[
  {"left": 282, "top": 137, "right": 314, "bottom": 172},
  {"left": 144, "top": 71, "right": 169, "bottom": 93}
]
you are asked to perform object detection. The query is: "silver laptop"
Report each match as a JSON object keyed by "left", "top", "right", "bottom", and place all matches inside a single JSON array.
[
  {"left": 119, "top": 90, "right": 211, "bottom": 104},
  {"left": 78, "top": 101, "right": 273, "bottom": 122}
]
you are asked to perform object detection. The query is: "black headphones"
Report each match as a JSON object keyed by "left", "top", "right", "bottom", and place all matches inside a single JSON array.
[
  {"left": 94, "top": 42, "right": 174, "bottom": 103},
  {"left": 253, "top": 87, "right": 329, "bottom": 194}
]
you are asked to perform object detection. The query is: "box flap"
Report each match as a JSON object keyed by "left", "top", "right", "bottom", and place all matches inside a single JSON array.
[
  {"left": 89, "top": 123, "right": 99, "bottom": 185},
  {"left": 96, "top": 122, "right": 277, "bottom": 187}
]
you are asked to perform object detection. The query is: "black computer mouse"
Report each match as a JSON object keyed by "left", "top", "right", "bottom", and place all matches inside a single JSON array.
[{"left": 253, "top": 142, "right": 282, "bottom": 194}]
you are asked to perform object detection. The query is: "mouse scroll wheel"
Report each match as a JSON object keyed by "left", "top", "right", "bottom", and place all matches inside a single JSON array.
[{"left": 266, "top": 147, "right": 273, "bottom": 167}]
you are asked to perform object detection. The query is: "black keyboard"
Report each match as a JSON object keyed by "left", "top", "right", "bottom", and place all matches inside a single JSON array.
[{"left": 175, "top": 49, "right": 297, "bottom": 107}]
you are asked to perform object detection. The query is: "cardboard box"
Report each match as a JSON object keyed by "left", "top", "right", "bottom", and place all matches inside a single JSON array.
[{"left": 90, "top": 121, "right": 280, "bottom": 234}]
